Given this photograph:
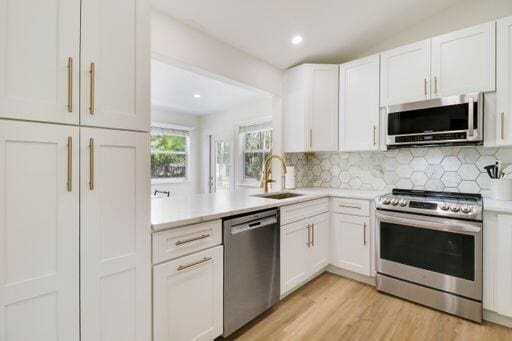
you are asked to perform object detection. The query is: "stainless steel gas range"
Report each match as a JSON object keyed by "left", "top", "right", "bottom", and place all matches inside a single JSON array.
[{"left": 375, "top": 189, "right": 483, "bottom": 322}]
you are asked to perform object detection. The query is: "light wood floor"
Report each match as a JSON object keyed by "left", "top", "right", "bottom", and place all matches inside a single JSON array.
[{"left": 230, "top": 273, "right": 512, "bottom": 341}]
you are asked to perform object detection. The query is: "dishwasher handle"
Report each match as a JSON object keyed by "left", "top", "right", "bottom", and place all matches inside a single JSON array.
[{"left": 231, "top": 216, "right": 278, "bottom": 234}]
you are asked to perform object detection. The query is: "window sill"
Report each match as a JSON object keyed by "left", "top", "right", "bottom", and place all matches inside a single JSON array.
[
  {"left": 238, "top": 181, "right": 261, "bottom": 188},
  {"left": 151, "top": 178, "right": 190, "bottom": 185}
]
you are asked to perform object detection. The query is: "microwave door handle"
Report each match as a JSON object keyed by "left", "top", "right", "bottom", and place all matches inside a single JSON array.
[{"left": 468, "top": 97, "right": 474, "bottom": 137}]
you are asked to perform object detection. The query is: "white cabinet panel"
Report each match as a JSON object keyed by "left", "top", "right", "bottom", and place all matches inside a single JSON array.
[
  {"left": 281, "top": 220, "right": 310, "bottom": 294},
  {"left": 331, "top": 214, "right": 371, "bottom": 276},
  {"left": 340, "top": 54, "right": 380, "bottom": 151},
  {"left": 80, "top": 128, "right": 150, "bottom": 341},
  {"left": 431, "top": 22, "right": 495, "bottom": 98},
  {"left": 0, "top": 120, "right": 79, "bottom": 341},
  {"left": 497, "top": 16, "right": 512, "bottom": 146},
  {"left": 309, "top": 213, "right": 330, "bottom": 274},
  {"left": 81, "top": 0, "right": 149, "bottom": 131},
  {"left": 0, "top": 0, "right": 80, "bottom": 124},
  {"left": 380, "top": 40, "right": 430, "bottom": 106},
  {"left": 495, "top": 214, "right": 512, "bottom": 317},
  {"left": 153, "top": 246, "right": 223, "bottom": 341}
]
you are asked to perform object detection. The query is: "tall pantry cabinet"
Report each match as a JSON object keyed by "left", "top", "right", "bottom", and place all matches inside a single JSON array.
[{"left": 0, "top": 1, "right": 151, "bottom": 341}]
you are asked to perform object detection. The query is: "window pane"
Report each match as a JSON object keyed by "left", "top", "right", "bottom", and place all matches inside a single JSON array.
[
  {"left": 244, "top": 131, "right": 263, "bottom": 151},
  {"left": 151, "top": 153, "right": 187, "bottom": 178},
  {"left": 244, "top": 152, "right": 264, "bottom": 181},
  {"left": 264, "top": 130, "right": 272, "bottom": 150},
  {"left": 151, "top": 134, "right": 187, "bottom": 153}
]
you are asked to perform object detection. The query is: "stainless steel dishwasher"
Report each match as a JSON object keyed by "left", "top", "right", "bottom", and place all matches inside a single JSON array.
[{"left": 222, "top": 209, "right": 280, "bottom": 337}]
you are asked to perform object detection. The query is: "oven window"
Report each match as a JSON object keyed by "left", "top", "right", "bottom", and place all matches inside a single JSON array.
[
  {"left": 380, "top": 222, "right": 475, "bottom": 281},
  {"left": 388, "top": 102, "right": 478, "bottom": 135}
]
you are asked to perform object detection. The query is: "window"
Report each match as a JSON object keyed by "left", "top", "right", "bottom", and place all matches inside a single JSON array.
[
  {"left": 239, "top": 122, "right": 272, "bottom": 183},
  {"left": 151, "top": 125, "right": 190, "bottom": 182}
]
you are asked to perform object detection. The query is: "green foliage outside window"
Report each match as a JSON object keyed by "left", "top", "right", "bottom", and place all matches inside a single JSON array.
[
  {"left": 151, "top": 134, "right": 188, "bottom": 179},
  {"left": 243, "top": 129, "right": 272, "bottom": 181}
]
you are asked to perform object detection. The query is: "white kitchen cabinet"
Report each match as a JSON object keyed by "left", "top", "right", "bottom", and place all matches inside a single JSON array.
[
  {"left": 339, "top": 54, "right": 380, "bottom": 151},
  {"left": 431, "top": 21, "right": 495, "bottom": 98},
  {"left": 0, "top": 0, "right": 80, "bottom": 124},
  {"left": 497, "top": 16, "right": 512, "bottom": 146},
  {"left": 153, "top": 246, "right": 223, "bottom": 341},
  {"left": 331, "top": 213, "right": 371, "bottom": 276},
  {"left": 380, "top": 40, "right": 430, "bottom": 106},
  {"left": 81, "top": 0, "right": 150, "bottom": 131},
  {"left": 0, "top": 120, "right": 79, "bottom": 340},
  {"left": 281, "top": 212, "right": 330, "bottom": 294},
  {"left": 284, "top": 64, "right": 339, "bottom": 152},
  {"left": 80, "top": 128, "right": 151, "bottom": 341}
]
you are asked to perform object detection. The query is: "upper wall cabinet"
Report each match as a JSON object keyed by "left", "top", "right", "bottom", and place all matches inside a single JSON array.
[
  {"left": 284, "top": 64, "right": 339, "bottom": 153},
  {"left": 81, "top": 0, "right": 150, "bottom": 131},
  {"left": 340, "top": 54, "right": 380, "bottom": 151},
  {"left": 380, "top": 40, "right": 431, "bottom": 106},
  {"left": 431, "top": 22, "right": 495, "bottom": 98},
  {"left": 0, "top": 0, "right": 81, "bottom": 125},
  {"left": 497, "top": 16, "right": 512, "bottom": 146}
]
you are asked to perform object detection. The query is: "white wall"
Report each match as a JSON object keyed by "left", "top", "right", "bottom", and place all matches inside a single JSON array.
[
  {"left": 151, "top": 11, "right": 284, "bottom": 97},
  {"left": 354, "top": 0, "right": 512, "bottom": 59},
  {"left": 151, "top": 108, "right": 202, "bottom": 196}
]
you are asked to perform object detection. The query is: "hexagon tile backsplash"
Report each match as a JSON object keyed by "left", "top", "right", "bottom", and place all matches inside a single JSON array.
[{"left": 285, "top": 146, "right": 512, "bottom": 197}]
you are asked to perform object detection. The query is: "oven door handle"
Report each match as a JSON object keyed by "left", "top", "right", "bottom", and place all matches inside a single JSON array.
[
  {"left": 468, "top": 96, "right": 474, "bottom": 137},
  {"left": 376, "top": 211, "right": 481, "bottom": 234}
]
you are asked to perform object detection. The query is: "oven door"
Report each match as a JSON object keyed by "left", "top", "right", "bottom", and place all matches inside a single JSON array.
[{"left": 376, "top": 210, "right": 482, "bottom": 300}]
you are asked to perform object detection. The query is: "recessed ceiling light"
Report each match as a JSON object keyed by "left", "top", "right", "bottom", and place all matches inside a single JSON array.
[
  {"left": 291, "top": 35, "right": 303, "bottom": 45},
  {"left": 193, "top": 94, "right": 201, "bottom": 98}
]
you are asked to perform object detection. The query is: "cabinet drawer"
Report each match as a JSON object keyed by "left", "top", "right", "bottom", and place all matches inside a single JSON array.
[
  {"left": 332, "top": 197, "right": 370, "bottom": 216},
  {"left": 281, "top": 198, "right": 330, "bottom": 226},
  {"left": 153, "top": 220, "right": 222, "bottom": 264}
]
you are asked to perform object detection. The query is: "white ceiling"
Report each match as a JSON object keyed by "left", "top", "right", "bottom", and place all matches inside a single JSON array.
[
  {"left": 151, "top": 0, "right": 461, "bottom": 69},
  {"left": 151, "top": 59, "right": 264, "bottom": 115}
]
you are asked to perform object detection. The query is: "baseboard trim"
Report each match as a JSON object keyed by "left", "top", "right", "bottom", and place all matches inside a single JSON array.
[
  {"left": 484, "top": 309, "right": 512, "bottom": 328},
  {"left": 326, "top": 265, "right": 376, "bottom": 286}
]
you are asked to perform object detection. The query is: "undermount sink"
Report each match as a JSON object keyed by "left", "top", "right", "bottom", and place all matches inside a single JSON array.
[{"left": 252, "top": 192, "right": 305, "bottom": 200}]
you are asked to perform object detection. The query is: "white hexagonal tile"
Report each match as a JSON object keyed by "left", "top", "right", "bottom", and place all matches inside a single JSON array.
[
  {"left": 441, "top": 172, "right": 462, "bottom": 188},
  {"left": 339, "top": 172, "right": 351, "bottom": 183},
  {"left": 396, "top": 164, "right": 413, "bottom": 178},
  {"left": 349, "top": 166, "right": 362, "bottom": 176},
  {"left": 445, "top": 187, "right": 460, "bottom": 193},
  {"left": 458, "top": 164, "right": 479, "bottom": 180},
  {"left": 476, "top": 155, "right": 497, "bottom": 172},
  {"left": 440, "top": 146, "right": 461, "bottom": 156},
  {"left": 410, "top": 157, "right": 428, "bottom": 171},
  {"left": 411, "top": 172, "right": 428, "bottom": 186},
  {"left": 458, "top": 181, "right": 480, "bottom": 194},
  {"left": 425, "top": 179, "right": 445, "bottom": 191},
  {"left": 312, "top": 165, "right": 321, "bottom": 176},
  {"left": 383, "top": 158, "right": 399, "bottom": 171},
  {"left": 411, "top": 148, "right": 428, "bottom": 157},
  {"left": 360, "top": 183, "right": 373, "bottom": 190},
  {"left": 495, "top": 148, "right": 512, "bottom": 163},
  {"left": 321, "top": 170, "right": 331, "bottom": 182},
  {"left": 330, "top": 177, "right": 341, "bottom": 188},
  {"left": 396, "top": 178, "right": 413, "bottom": 189},
  {"left": 458, "top": 148, "right": 480, "bottom": 164},
  {"left": 329, "top": 165, "right": 341, "bottom": 177},
  {"left": 383, "top": 171, "right": 399, "bottom": 185},
  {"left": 476, "top": 173, "right": 491, "bottom": 189},
  {"left": 320, "top": 158, "right": 331, "bottom": 170},
  {"left": 441, "top": 156, "right": 461, "bottom": 172},
  {"left": 371, "top": 178, "right": 386, "bottom": 190},
  {"left": 476, "top": 146, "right": 497, "bottom": 156},
  {"left": 396, "top": 149, "right": 413, "bottom": 164},
  {"left": 425, "top": 149, "right": 444, "bottom": 164},
  {"left": 413, "top": 186, "right": 426, "bottom": 190},
  {"left": 349, "top": 178, "right": 362, "bottom": 189},
  {"left": 425, "top": 164, "right": 444, "bottom": 179}
]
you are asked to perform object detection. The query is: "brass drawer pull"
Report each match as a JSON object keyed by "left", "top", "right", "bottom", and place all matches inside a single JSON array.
[
  {"left": 311, "top": 223, "right": 315, "bottom": 247},
  {"left": 363, "top": 222, "right": 367, "bottom": 246},
  {"left": 338, "top": 203, "right": 362, "bottom": 209},
  {"left": 89, "top": 62, "right": 95, "bottom": 115},
  {"left": 67, "top": 136, "right": 72, "bottom": 192},
  {"left": 373, "top": 125, "right": 376, "bottom": 146},
  {"left": 501, "top": 112, "right": 505, "bottom": 140},
  {"left": 177, "top": 257, "right": 212, "bottom": 271},
  {"left": 175, "top": 234, "right": 210, "bottom": 246},
  {"left": 306, "top": 224, "right": 312, "bottom": 247},
  {"left": 434, "top": 75, "right": 438, "bottom": 94},
  {"left": 67, "top": 57, "right": 73, "bottom": 112},
  {"left": 424, "top": 77, "right": 427, "bottom": 96},
  {"left": 89, "top": 138, "right": 95, "bottom": 190}
]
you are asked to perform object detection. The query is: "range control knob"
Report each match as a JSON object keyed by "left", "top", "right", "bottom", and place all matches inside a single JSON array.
[
  {"left": 382, "top": 197, "right": 391, "bottom": 205},
  {"left": 461, "top": 205, "right": 473, "bottom": 214},
  {"left": 450, "top": 204, "right": 460, "bottom": 212},
  {"left": 440, "top": 203, "right": 449, "bottom": 211},
  {"left": 391, "top": 198, "right": 399, "bottom": 206},
  {"left": 399, "top": 199, "right": 408, "bottom": 207}
]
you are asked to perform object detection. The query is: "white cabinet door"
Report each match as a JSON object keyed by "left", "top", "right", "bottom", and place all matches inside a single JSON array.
[
  {"left": 497, "top": 16, "right": 512, "bottom": 146},
  {"left": 281, "top": 220, "right": 310, "bottom": 294},
  {"left": 80, "top": 128, "right": 151, "bottom": 341},
  {"left": 308, "top": 65, "right": 339, "bottom": 151},
  {"left": 284, "top": 66, "right": 307, "bottom": 153},
  {"left": 495, "top": 214, "right": 512, "bottom": 317},
  {"left": 153, "top": 246, "right": 223, "bottom": 341},
  {"left": 331, "top": 214, "right": 370, "bottom": 276},
  {"left": 431, "top": 22, "right": 495, "bottom": 98},
  {"left": 81, "top": 0, "right": 150, "bottom": 131},
  {"left": 309, "top": 213, "right": 330, "bottom": 274},
  {"left": 340, "top": 54, "right": 380, "bottom": 151},
  {"left": 0, "top": 120, "right": 79, "bottom": 340},
  {"left": 380, "top": 40, "right": 430, "bottom": 106},
  {"left": 0, "top": 0, "right": 80, "bottom": 124}
]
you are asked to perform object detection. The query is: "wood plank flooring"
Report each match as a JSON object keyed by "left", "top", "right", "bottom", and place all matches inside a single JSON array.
[{"left": 229, "top": 273, "right": 512, "bottom": 341}]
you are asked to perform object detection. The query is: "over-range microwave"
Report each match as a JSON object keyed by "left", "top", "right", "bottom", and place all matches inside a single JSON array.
[{"left": 386, "top": 93, "right": 483, "bottom": 148}]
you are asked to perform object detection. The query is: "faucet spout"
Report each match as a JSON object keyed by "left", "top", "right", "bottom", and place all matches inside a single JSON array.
[{"left": 262, "top": 155, "right": 287, "bottom": 193}]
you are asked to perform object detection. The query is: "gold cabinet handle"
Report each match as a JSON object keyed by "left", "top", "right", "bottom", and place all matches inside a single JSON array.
[
  {"left": 363, "top": 222, "right": 367, "bottom": 246},
  {"left": 89, "top": 138, "right": 95, "bottom": 190},
  {"left": 89, "top": 62, "right": 95, "bottom": 115},
  {"left": 67, "top": 136, "right": 72, "bottom": 192},
  {"left": 311, "top": 223, "right": 315, "bottom": 247},
  {"left": 177, "top": 257, "right": 212, "bottom": 271},
  {"left": 339, "top": 203, "right": 361, "bottom": 209},
  {"left": 175, "top": 234, "right": 210, "bottom": 246},
  {"left": 501, "top": 112, "right": 505, "bottom": 140},
  {"left": 309, "top": 129, "right": 313, "bottom": 148},
  {"left": 434, "top": 75, "right": 438, "bottom": 94},
  {"left": 373, "top": 125, "right": 376, "bottom": 146},
  {"left": 424, "top": 77, "right": 427, "bottom": 96},
  {"left": 306, "top": 224, "right": 312, "bottom": 247},
  {"left": 67, "top": 57, "right": 73, "bottom": 112}
]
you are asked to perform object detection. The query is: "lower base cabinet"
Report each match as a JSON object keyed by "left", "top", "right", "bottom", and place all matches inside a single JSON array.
[
  {"left": 153, "top": 245, "right": 223, "bottom": 341},
  {"left": 281, "top": 212, "right": 330, "bottom": 295},
  {"left": 331, "top": 213, "right": 371, "bottom": 276}
]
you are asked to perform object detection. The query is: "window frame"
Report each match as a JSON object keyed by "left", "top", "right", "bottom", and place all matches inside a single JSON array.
[{"left": 238, "top": 123, "right": 273, "bottom": 186}]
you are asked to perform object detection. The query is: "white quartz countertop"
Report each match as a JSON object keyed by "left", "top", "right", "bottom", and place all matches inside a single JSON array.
[
  {"left": 483, "top": 198, "right": 512, "bottom": 214},
  {"left": 151, "top": 187, "right": 386, "bottom": 231}
]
